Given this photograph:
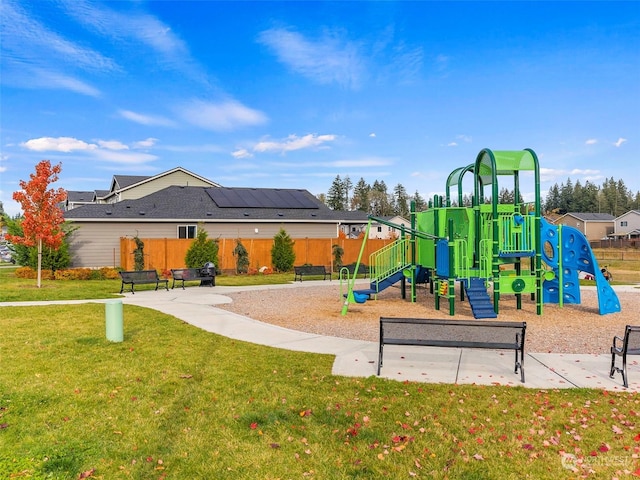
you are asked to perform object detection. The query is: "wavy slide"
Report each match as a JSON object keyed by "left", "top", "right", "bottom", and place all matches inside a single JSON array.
[{"left": 540, "top": 218, "right": 620, "bottom": 315}]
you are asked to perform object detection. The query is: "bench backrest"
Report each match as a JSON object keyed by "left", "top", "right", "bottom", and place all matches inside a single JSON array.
[
  {"left": 171, "top": 268, "right": 199, "bottom": 280},
  {"left": 120, "top": 270, "right": 158, "bottom": 281},
  {"left": 380, "top": 317, "right": 526, "bottom": 349},
  {"left": 624, "top": 325, "right": 640, "bottom": 355},
  {"left": 295, "top": 266, "right": 327, "bottom": 274}
]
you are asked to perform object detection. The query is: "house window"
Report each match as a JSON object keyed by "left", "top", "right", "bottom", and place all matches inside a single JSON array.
[
  {"left": 178, "top": 225, "right": 197, "bottom": 239},
  {"left": 377, "top": 226, "right": 382, "bottom": 233},
  {"left": 621, "top": 221, "right": 628, "bottom": 227}
]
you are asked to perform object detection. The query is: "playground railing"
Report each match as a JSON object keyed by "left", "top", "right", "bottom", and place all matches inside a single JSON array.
[
  {"left": 498, "top": 213, "right": 536, "bottom": 257},
  {"left": 479, "top": 239, "right": 492, "bottom": 279},
  {"left": 369, "top": 238, "right": 409, "bottom": 282}
]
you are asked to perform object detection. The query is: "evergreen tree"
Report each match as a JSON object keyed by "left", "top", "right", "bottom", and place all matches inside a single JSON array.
[
  {"left": 582, "top": 181, "right": 600, "bottom": 212},
  {"left": 498, "top": 188, "right": 514, "bottom": 204},
  {"left": 326, "top": 175, "right": 346, "bottom": 210},
  {"left": 343, "top": 175, "right": 352, "bottom": 210},
  {"left": 185, "top": 227, "right": 219, "bottom": 269},
  {"left": 544, "top": 184, "right": 561, "bottom": 213},
  {"left": 559, "top": 178, "right": 574, "bottom": 213},
  {"left": 370, "top": 180, "right": 392, "bottom": 216},
  {"left": 233, "top": 238, "right": 249, "bottom": 274},
  {"left": 351, "top": 178, "right": 370, "bottom": 211},
  {"left": 271, "top": 228, "right": 295, "bottom": 272},
  {"left": 412, "top": 190, "right": 427, "bottom": 212},
  {"left": 392, "top": 183, "right": 410, "bottom": 218}
]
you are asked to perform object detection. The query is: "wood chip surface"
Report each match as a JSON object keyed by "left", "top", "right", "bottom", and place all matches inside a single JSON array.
[{"left": 217, "top": 284, "right": 640, "bottom": 354}]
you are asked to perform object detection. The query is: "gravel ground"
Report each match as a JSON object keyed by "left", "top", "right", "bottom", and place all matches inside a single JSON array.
[{"left": 216, "top": 283, "right": 640, "bottom": 354}]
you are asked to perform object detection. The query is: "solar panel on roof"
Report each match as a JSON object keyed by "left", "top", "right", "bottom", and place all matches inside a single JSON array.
[{"left": 207, "top": 188, "right": 318, "bottom": 209}]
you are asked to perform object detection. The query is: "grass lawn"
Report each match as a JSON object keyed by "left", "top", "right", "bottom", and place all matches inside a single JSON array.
[{"left": 2, "top": 268, "right": 640, "bottom": 478}]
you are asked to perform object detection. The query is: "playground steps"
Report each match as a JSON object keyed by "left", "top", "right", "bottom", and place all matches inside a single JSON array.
[{"left": 463, "top": 277, "right": 497, "bottom": 319}]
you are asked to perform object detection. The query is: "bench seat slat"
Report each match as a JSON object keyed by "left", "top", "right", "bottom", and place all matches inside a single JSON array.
[{"left": 383, "top": 338, "right": 520, "bottom": 350}]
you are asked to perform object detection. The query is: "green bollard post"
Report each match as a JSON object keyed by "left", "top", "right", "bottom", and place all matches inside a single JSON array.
[{"left": 105, "top": 299, "right": 123, "bottom": 342}]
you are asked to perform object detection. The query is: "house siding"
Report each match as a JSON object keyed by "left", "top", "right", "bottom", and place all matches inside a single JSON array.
[
  {"left": 119, "top": 172, "right": 215, "bottom": 201},
  {"left": 615, "top": 210, "right": 640, "bottom": 236},
  {"left": 558, "top": 213, "right": 614, "bottom": 241},
  {"left": 68, "top": 219, "right": 339, "bottom": 268}
]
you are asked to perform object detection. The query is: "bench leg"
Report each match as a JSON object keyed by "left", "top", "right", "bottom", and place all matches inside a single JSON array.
[
  {"left": 610, "top": 352, "right": 629, "bottom": 388},
  {"left": 120, "top": 282, "right": 124, "bottom": 294},
  {"left": 515, "top": 348, "right": 525, "bottom": 383}
]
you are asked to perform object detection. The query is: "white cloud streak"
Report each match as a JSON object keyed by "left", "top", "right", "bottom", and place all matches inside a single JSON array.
[
  {"left": 119, "top": 109, "right": 176, "bottom": 127},
  {"left": 258, "top": 28, "right": 365, "bottom": 89},
  {"left": 614, "top": 137, "right": 627, "bottom": 147},
  {"left": 178, "top": 100, "right": 268, "bottom": 131},
  {"left": 59, "top": 0, "right": 208, "bottom": 84},
  {"left": 254, "top": 134, "right": 336, "bottom": 154}
]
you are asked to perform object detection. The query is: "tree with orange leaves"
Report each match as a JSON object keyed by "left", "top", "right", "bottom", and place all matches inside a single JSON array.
[{"left": 7, "top": 160, "right": 67, "bottom": 287}]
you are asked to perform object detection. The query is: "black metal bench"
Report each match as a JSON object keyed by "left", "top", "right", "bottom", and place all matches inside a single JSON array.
[
  {"left": 340, "top": 263, "right": 369, "bottom": 278},
  {"left": 170, "top": 267, "right": 216, "bottom": 289},
  {"left": 378, "top": 317, "right": 527, "bottom": 382},
  {"left": 610, "top": 325, "right": 640, "bottom": 387},
  {"left": 119, "top": 270, "right": 169, "bottom": 294},
  {"left": 293, "top": 265, "right": 331, "bottom": 282}
]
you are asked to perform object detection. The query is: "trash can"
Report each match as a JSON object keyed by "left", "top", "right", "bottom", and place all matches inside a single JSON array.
[
  {"left": 105, "top": 299, "right": 123, "bottom": 342},
  {"left": 200, "top": 262, "right": 216, "bottom": 287}
]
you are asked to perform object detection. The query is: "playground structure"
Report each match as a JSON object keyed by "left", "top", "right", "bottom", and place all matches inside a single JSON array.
[{"left": 341, "top": 148, "right": 621, "bottom": 318}]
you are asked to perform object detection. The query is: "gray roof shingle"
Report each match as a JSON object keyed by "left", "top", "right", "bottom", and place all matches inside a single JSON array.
[{"left": 65, "top": 186, "right": 344, "bottom": 222}]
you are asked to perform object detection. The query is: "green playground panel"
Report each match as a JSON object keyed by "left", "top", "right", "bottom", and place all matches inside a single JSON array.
[{"left": 499, "top": 273, "right": 537, "bottom": 294}]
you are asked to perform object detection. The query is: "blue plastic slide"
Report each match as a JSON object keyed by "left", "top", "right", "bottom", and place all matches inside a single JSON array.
[{"left": 540, "top": 218, "right": 620, "bottom": 315}]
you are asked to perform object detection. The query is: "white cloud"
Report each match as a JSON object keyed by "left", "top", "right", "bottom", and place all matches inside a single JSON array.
[
  {"left": 614, "top": 137, "right": 627, "bottom": 147},
  {"left": 258, "top": 28, "right": 365, "bottom": 89},
  {"left": 585, "top": 138, "right": 598, "bottom": 145},
  {"left": 1, "top": 0, "right": 119, "bottom": 73},
  {"left": 59, "top": 0, "right": 208, "bottom": 84},
  {"left": 133, "top": 138, "right": 158, "bottom": 149},
  {"left": 97, "top": 140, "right": 129, "bottom": 150},
  {"left": 19, "top": 135, "right": 157, "bottom": 165},
  {"left": 179, "top": 100, "right": 268, "bottom": 131},
  {"left": 447, "top": 142, "right": 458, "bottom": 147},
  {"left": 254, "top": 134, "right": 336, "bottom": 154},
  {"left": 22, "top": 137, "right": 98, "bottom": 152},
  {"left": 232, "top": 148, "right": 253, "bottom": 159},
  {"left": 119, "top": 110, "right": 175, "bottom": 127},
  {"left": 31, "top": 69, "right": 101, "bottom": 97},
  {"left": 91, "top": 149, "right": 157, "bottom": 164},
  {"left": 369, "top": 133, "right": 376, "bottom": 138}
]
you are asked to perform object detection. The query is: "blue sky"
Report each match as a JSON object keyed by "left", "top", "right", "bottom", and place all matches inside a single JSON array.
[{"left": 1, "top": 1, "right": 638, "bottom": 217}]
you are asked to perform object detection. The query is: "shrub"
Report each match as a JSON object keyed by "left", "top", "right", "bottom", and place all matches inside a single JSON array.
[
  {"left": 233, "top": 239, "right": 249, "bottom": 274},
  {"left": 271, "top": 228, "right": 295, "bottom": 272},
  {"left": 14, "top": 266, "right": 120, "bottom": 280},
  {"left": 185, "top": 227, "right": 219, "bottom": 270},
  {"left": 332, "top": 244, "right": 344, "bottom": 270},
  {"left": 133, "top": 235, "right": 145, "bottom": 271}
]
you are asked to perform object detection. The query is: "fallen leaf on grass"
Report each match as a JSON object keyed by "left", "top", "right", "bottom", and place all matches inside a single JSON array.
[{"left": 78, "top": 468, "right": 95, "bottom": 478}]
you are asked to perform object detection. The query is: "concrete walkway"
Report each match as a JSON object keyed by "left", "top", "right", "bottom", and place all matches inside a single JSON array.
[{"left": 3, "top": 282, "right": 639, "bottom": 391}]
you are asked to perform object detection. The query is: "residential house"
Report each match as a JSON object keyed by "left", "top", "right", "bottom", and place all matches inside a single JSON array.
[
  {"left": 63, "top": 166, "right": 219, "bottom": 211},
  {"left": 369, "top": 215, "right": 411, "bottom": 239},
  {"left": 614, "top": 210, "right": 640, "bottom": 239},
  {"left": 65, "top": 182, "right": 345, "bottom": 268},
  {"left": 554, "top": 212, "right": 615, "bottom": 241}
]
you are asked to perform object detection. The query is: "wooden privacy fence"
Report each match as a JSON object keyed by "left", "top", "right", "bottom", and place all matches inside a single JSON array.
[{"left": 120, "top": 237, "right": 395, "bottom": 273}]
